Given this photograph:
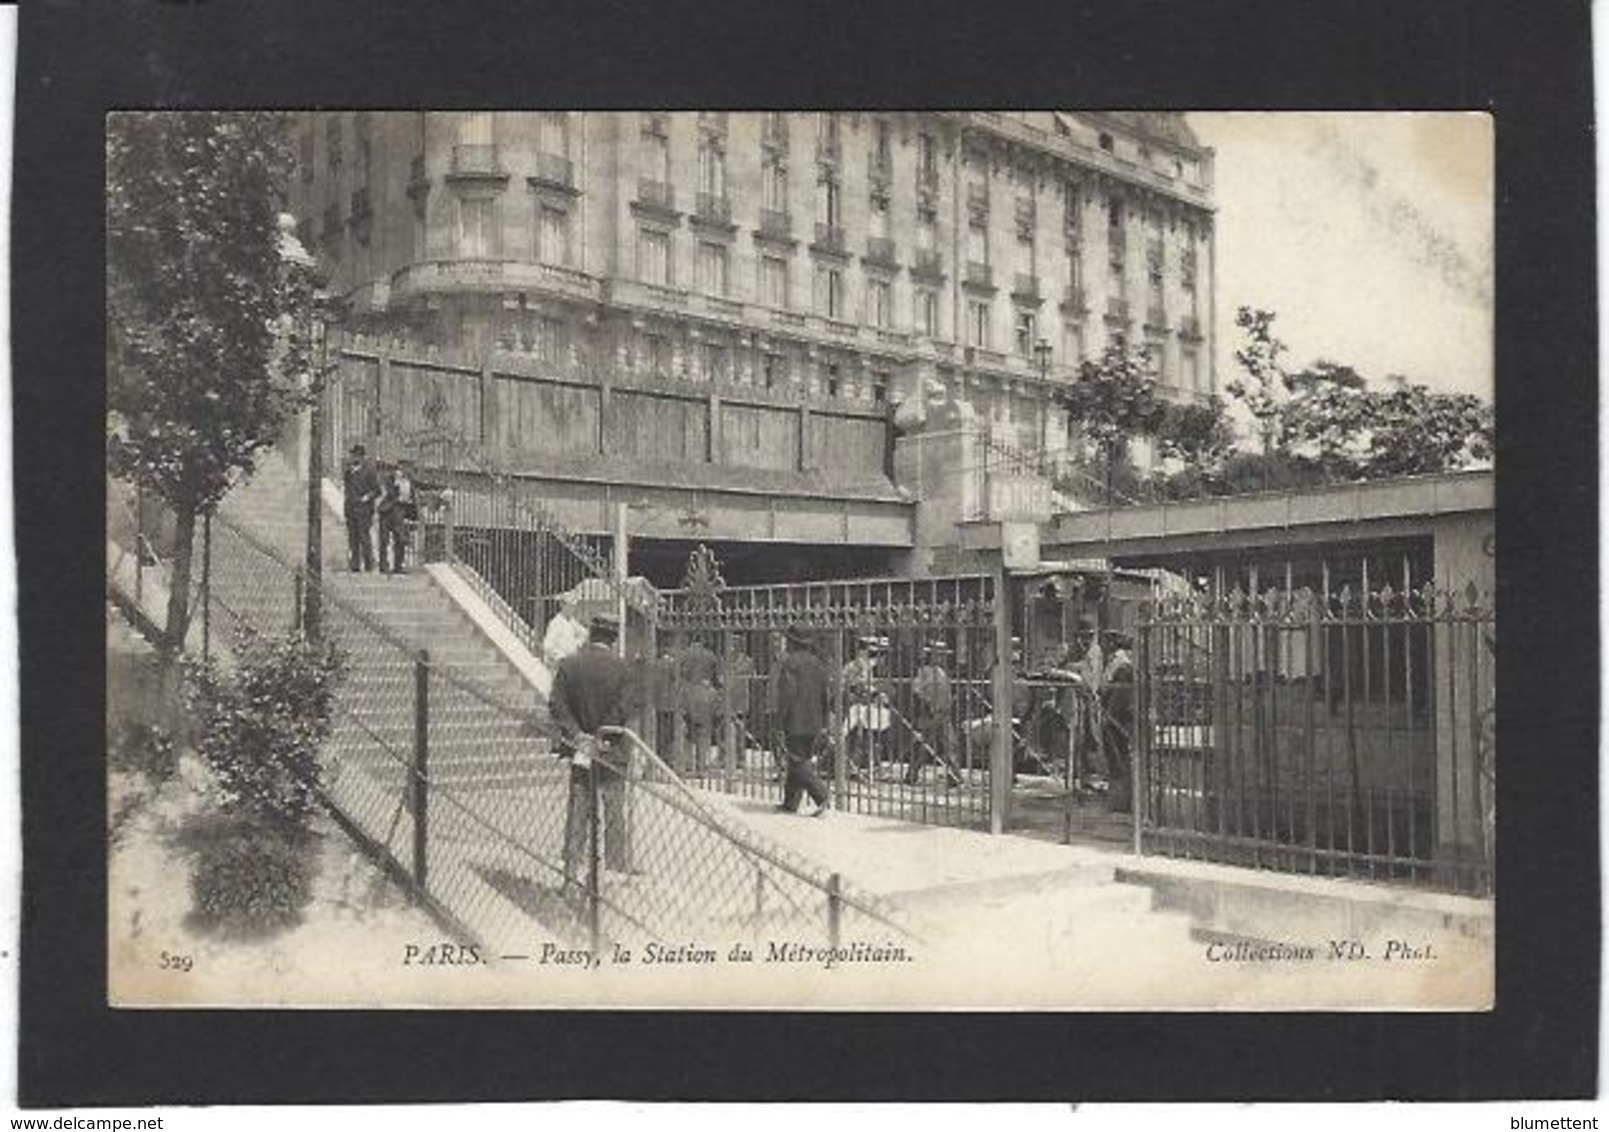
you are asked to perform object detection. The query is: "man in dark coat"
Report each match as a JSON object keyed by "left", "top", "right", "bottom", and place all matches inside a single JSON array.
[
  {"left": 342, "top": 444, "right": 379, "bottom": 572},
  {"left": 773, "top": 626, "right": 833, "bottom": 816},
  {"left": 677, "top": 633, "right": 722, "bottom": 773},
  {"left": 376, "top": 458, "right": 421, "bottom": 574},
  {"left": 548, "top": 614, "right": 641, "bottom": 887}
]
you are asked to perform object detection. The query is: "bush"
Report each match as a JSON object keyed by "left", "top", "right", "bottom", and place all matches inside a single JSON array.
[
  {"left": 183, "top": 813, "right": 317, "bottom": 935},
  {"left": 110, "top": 720, "right": 178, "bottom": 785},
  {"left": 184, "top": 634, "right": 344, "bottom": 833}
]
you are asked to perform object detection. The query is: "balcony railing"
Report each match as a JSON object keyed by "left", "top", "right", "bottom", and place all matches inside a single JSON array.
[
  {"left": 450, "top": 144, "right": 506, "bottom": 178},
  {"left": 758, "top": 209, "right": 792, "bottom": 239},
  {"left": 1012, "top": 273, "right": 1041, "bottom": 301},
  {"left": 812, "top": 223, "right": 846, "bottom": 255},
  {"left": 913, "top": 248, "right": 944, "bottom": 278},
  {"left": 1106, "top": 297, "right": 1130, "bottom": 321},
  {"left": 636, "top": 179, "right": 677, "bottom": 214},
  {"left": 532, "top": 152, "right": 574, "bottom": 189},
  {"left": 694, "top": 192, "right": 732, "bottom": 225},
  {"left": 965, "top": 261, "right": 993, "bottom": 289},
  {"left": 1060, "top": 285, "right": 1088, "bottom": 314},
  {"left": 865, "top": 236, "right": 897, "bottom": 266}
]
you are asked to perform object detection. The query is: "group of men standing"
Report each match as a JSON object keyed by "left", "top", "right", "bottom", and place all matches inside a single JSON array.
[{"left": 341, "top": 443, "right": 422, "bottom": 575}]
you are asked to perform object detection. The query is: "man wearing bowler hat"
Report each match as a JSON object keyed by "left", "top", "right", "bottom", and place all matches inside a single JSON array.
[
  {"left": 773, "top": 626, "right": 833, "bottom": 817},
  {"left": 549, "top": 613, "right": 641, "bottom": 888}
]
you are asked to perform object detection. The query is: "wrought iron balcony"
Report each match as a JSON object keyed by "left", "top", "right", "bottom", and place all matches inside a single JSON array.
[
  {"left": 1059, "top": 285, "right": 1088, "bottom": 314},
  {"left": 913, "top": 248, "right": 944, "bottom": 278},
  {"left": 1013, "top": 273, "right": 1041, "bottom": 302},
  {"left": 532, "top": 152, "right": 574, "bottom": 190},
  {"left": 636, "top": 179, "right": 677, "bottom": 214},
  {"left": 694, "top": 192, "right": 732, "bottom": 226},
  {"left": 812, "top": 223, "right": 846, "bottom": 255},
  {"left": 965, "top": 261, "right": 993, "bottom": 289},
  {"left": 450, "top": 144, "right": 507, "bottom": 179},
  {"left": 865, "top": 236, "right": 897, "bottom": 266},
  {"left": 758, "top": 209, "right": 792, "bottom": 240}
]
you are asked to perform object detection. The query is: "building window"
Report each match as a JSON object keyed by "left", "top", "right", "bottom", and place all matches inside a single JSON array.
[
  {"left": 761, "top": 255, "right": 789, "bottom": 308},
  {"left": 917, "top": 132, "right": 937, "bottom": 181},
  {"left": 698, "top": 138, "right": 726, "bottom": 198},
  {"left": 916, "top": 288, "right": 940, "bottom": 337},
  {"left": 966, "top": 151, "right": 988, "bottom": 197},
  {"left": 698, "top": 341, "right": 729, "bottom": 383},
  {"left": 818, "top": 112, "right": 841, "bottom": 159},
  {"left": 537, "top": 204, "right": 570, "bottom": 265},
  {"left": 536, "top": 317, "right": 567, "bottom": 366},
  {"left": 458, "top": 196, "right": 495, "bottom": 258},
  {"left": 643, "top": 332, "right": 672, "bottom": 377},
  {"left": 969, "top": 299, "right": 991, "bottom": 349},
  {"left": 1015, "top": 310, "right": 1036, "bottom": 357},
  {"left": 872, "top": 118, "right": 893, "bottom": 176},
  {"left": 825, "top": 362, "right": 841, "bottom": 398},
  {"left": 638, "top": 227, "right": 671, "bottom": 285},
  {"left": 1017, "top": 218, "right": 1036, "bottom": 275},
  {"left": 1107, "top": 199, "right": 1126, "bottom": 276},
  {"left": 696, "top": 240, "right": 729, "bottom": 296},
  {"left": 867, "top": 277, "right": 893, "bottom": 328},
  {"left": 300, "top": 130, "right": 315, "bottom": 181},
  {"left": 460, "top": 112, "right": 493, "bottom": 146},
  {"left": 817, "top": 175, "right": 841, "bottom": 228},
  {"left": 325, "top": 115, "right": 344, "bottom": 173},
  {"left": 761, "top": 351, "right": 786, "bottom": 390},
  {"left": 1063, "top": 321, "right": 1083, "bottom": 366},
  {"left": 870, "top": 369, "right": 889, "bottom": 404},
  {"left": 967, "top": 219, "right": 988, "bottom": 267},
  {"left": 642, "top": 125, "right": 670, "bottom": 184},
  {"left": 869, "top": 193, "right": 891, "bottom": 240},
  {"left": 764, "top": 112, "right": 789, "bottom": 148},
  {"left": 1066, "top": 239, "right": 1083, "bottom": 298},
  {"left": 539, "top": 112, "right": 569, "bottom": 159},
  {"left": 916, "top": 208, "right": 937, "bottom": 252},
  {"left": 818, "top": 265, "right": 845, "bottom": 319},
  {"left": 762, "top": 153, "right": 788, "bottom": 211}
]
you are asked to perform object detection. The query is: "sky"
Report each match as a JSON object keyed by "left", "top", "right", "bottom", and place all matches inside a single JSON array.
[{"left": 1187, "top": 112, "right": 1494, "bottom": 401}]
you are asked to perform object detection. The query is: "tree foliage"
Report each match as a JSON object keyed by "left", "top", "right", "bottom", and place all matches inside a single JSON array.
[
  {"left": 1055, "top": 334, "right": 1166, "bottom": 464},
  {"left": 1157, "top": 395, "right": 1235, "bottom": 471},
  {"left": 106, "top": 111, "right": 307, "bottom": 664},
  {"left": 1224, "top": 306, "right": 1291, "bottom": 450}
]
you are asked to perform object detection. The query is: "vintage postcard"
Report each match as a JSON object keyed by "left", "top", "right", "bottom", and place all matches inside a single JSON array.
[{"left": 105, "top": 110, "right": 1495, "bottom": 1011}]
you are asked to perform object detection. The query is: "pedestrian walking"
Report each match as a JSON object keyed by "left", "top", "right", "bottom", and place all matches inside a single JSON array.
[
  {"left": 342, "top": 444, "right": 379, "bottom": 572},
  {"left": 548, "top": 614, "right": 641, "bottom": 890},
  {"left": 909, "top": 643, "right": 960, "bottom": 786},
  {"left": 376, "top": 458, "right": 420, "bottom": 574},
  {"left": 773, "top": 626, "right": 833, "bottom": 817},
  {"left": 677, "top": 633, "right": 722, "bottom": 774}
]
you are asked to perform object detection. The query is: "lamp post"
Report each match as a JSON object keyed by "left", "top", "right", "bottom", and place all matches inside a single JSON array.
[{"left": 277, "top": 213, "right": 335, "bottom": 642}]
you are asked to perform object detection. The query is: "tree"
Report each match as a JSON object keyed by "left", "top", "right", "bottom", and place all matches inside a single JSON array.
[
  {"left": 1224, "top": 306, "right": 1291, "bottom": 451},
  {"left": 1360, "top": 382, "right": 1494, "bottom": 476},
  {"left": 1054, "top": 334, "right": 1165, "bottom": 501},
  {"left": 107, "top": 112, "right": 306, "bottom": 688},
  {"left": 1157, "top": 394, "right": 1235, "bottom": 472}
]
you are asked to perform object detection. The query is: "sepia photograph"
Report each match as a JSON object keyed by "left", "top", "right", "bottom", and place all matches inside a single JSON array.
[{"left": 101, "top": 108, "right": 1499, "bottom": 1011}]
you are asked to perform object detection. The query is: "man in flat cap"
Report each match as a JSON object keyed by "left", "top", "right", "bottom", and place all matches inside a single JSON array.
[
  {"left": 549, "top": 613, "right": 641, "bottom": 889},
  {"left": 772, "top": 626, "right": 833, "bottom": 817}
]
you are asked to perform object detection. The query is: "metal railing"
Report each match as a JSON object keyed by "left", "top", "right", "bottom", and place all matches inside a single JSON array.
[
  {"left": 1136, "top": 580, "right": 1495, "bottom": 895},
  {"left": 654, "top": 572, "right": 1000, "bottom": 831}
]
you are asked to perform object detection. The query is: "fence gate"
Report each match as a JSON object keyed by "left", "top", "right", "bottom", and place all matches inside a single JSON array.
[
  {"left": 1135, "top": 580, "right": 1495, "bottom": 895},
  {"left": 653, "top": 549, "right": 1002, "bottom": 831}
]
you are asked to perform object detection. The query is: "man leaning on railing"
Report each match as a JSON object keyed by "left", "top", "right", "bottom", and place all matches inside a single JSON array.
[{"left": 549, "top": 613, "right": 642, "bottom": 892}]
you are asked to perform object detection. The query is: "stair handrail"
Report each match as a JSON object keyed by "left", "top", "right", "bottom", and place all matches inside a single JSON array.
[
  {"left": 971, "top": 428, "right": 1143, "bottom": 509},
  {"left": 598, "top": 724, "right": 921, "bottom": 942}
]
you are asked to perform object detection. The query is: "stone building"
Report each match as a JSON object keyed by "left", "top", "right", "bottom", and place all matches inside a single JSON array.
[{"left": 289, "top": 111, "right": 1217, "bottom": 581}]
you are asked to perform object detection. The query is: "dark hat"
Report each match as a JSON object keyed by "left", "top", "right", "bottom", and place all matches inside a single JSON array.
[
  {"left": 785, "top": 626, "right": 813, "bottom": 648},
  {"left": 589, "top": 614, "right": 621, "bottom": 642},
  {"left": 350, "top": 443, "right": 367, "bottom": 457}
]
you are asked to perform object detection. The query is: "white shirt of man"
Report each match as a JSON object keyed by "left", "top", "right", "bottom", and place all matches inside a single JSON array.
[{"left": 543, "top": 609, "right": 590, "bottom": 669}]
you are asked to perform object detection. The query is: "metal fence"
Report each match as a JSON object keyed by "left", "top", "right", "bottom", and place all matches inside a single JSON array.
[
  {"left": 109, "top": 490, "right": 906, "bottom": 952},
  {"left": 655, "top": 566, "right": 1002, "bottom": 830},
  {"left": 1135, "top": 581, "right": 1495, "bottom": 895}
]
